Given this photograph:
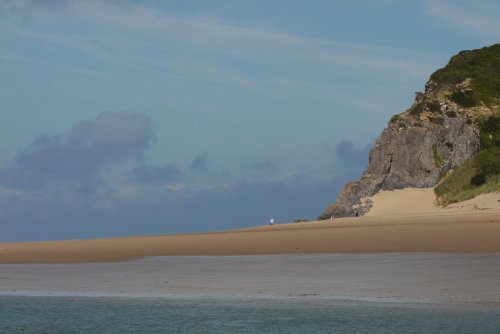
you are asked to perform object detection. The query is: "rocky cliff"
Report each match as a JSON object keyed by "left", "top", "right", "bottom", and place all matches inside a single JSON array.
[{"left": 322, "top": 44, "right": 500, "bottom": 218}]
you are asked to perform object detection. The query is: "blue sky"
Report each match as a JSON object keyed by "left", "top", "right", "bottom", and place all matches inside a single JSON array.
[{"left": 1, "top": 0, "right": 499, "bottom": 241}]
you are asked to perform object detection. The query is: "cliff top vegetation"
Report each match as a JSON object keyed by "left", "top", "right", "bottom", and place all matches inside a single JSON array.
[{"left": 430, "top": 43, "right": 500, "bottom": 107}]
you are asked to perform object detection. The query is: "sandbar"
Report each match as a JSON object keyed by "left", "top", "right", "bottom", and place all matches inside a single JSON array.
[{"left": 1, "top": 254, "right": 500, "bottom": 305}]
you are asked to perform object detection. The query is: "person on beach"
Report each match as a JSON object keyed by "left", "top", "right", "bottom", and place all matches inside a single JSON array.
[{"left": 269, "top": 217, "right": 275, "bottom": 225}]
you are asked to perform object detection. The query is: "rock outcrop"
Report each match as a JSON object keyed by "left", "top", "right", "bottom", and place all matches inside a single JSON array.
[{"left": 322, "top": 44, "right": 500, "bottom": 218}]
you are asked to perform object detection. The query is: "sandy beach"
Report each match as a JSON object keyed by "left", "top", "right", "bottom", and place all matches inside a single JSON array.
[
  {"left": 1, "top": 211, "right": 500, "bottom": 264},
  {"left": 0, "top": 189, "right": 499, "bottom": 264}
]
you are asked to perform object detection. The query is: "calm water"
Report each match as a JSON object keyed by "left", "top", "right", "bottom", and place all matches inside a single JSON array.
[{"left": 1, "top": 297, "right": 500, "bottom": 333}]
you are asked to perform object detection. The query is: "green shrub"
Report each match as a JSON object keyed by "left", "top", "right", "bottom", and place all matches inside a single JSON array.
[
  {"left": 471, "top": 173, "right": 486, "bottom": 186},
  {"left": 410, "top": 100, "right": 444, "bottom": 117},
  {"left": 409, "top": 102, "right": 425, "bottom": 116},
  {"left": 478, "top": 114, "right": 500, "bottom": 148},
  {"left": 427, "top": 100, "right": 441, "bottom": 113},
  {"left": 474, "top": 148, "right": 500, "bottom": 175},
  {"left": 428, "top": 116, "right": 444, "bottom": 125},
  {"left": 481, "top": 114, "right": 500, "bottom": 132},
  {"left": 450, "top": 90, "right": 478, "bottom": 107},
  {"left": 390, "top": 115, "right": 400, "bottom": 123},
  {"left": 480, "top": 132, "right": 494, "bottom": 149}
]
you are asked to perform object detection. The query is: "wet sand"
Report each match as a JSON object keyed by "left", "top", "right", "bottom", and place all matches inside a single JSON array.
[{"left": 1, "top": 254, "right": 500, "bottom": 305}]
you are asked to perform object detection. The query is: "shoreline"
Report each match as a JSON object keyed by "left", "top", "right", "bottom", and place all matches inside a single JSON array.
[
  {"left": 1, "top": 253, "right": 500, "bottom": 306},
  {"left": 2, "top": 293, "right": 500, "bottom": 311}
]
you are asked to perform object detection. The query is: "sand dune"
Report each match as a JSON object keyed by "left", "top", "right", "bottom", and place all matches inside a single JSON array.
[
  {"left": 365, "top": 188, "right": 500, "bottom": 217},
  {"left": 0, "top": 189, "right": 499, "bottom": 264}
]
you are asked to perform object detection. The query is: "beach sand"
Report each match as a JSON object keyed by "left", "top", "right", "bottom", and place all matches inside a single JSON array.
[
  {"left": 365, "top": 188, "right": 500, "bottom": 216},
  {"left": 0, "top": 189, "right": 499, "bottom": 264}
]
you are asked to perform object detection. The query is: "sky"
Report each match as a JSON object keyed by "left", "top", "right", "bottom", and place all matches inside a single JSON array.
[{"left": 1, "top": 0, "right": 500, "bottom": 242}]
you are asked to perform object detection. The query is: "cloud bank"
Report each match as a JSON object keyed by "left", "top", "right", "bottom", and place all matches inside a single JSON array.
[
  {"left": 18, "top": 112, "right": 152, "bottom": 177},
  {"left": 190, "top": 153, "right": 209, "bottom": 174},
  {"left": 335, "top": 140, "right": 371, "bottom": 171},
  {"left": 0, "top": 113, "right": 362, "bottom": 242}
]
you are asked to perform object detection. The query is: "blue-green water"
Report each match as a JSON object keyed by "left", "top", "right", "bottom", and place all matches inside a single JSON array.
[{"left": 1, "top": 297, "right": 500, "bottom": 333}]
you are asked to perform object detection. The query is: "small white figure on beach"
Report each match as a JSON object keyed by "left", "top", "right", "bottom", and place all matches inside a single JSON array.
[{"left": 269, "top": 217, "right": 275, "bottom": 225}]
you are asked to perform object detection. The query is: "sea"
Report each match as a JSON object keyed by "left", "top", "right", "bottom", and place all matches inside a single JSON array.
[{"left": 1, "top": 296, "right": 500, "bottom": 333}]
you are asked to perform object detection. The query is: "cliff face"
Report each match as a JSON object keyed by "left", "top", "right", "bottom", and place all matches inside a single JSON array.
[
  {"left": 330, "top": 107, "right": 480, "bottom": 217},
  {"left": 323, "top": 44, "right": 500, "bottom": 218}
]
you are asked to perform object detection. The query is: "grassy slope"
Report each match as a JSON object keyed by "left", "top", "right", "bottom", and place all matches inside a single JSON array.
[
  {"left": 435, "top": 160, "right": 500, "bottom": 206},
  {"left": 432, "top": 44, "right": 500, "bottom": 205},
  {"left": 435, "top": 112, "right": 500, "bottom": 205}
]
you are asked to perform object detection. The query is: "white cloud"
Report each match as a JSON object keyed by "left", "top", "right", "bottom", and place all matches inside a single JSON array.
[
  {"left": 427, "top": 1, "right": 500, "bottom": 38},
  {"left": 2, "top": 0, "right": 438, "bottom": 87}
]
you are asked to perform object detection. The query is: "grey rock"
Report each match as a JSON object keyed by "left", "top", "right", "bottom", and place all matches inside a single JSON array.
[{"left": 324, "top": 91, "right": 481, "bottom": 218}]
